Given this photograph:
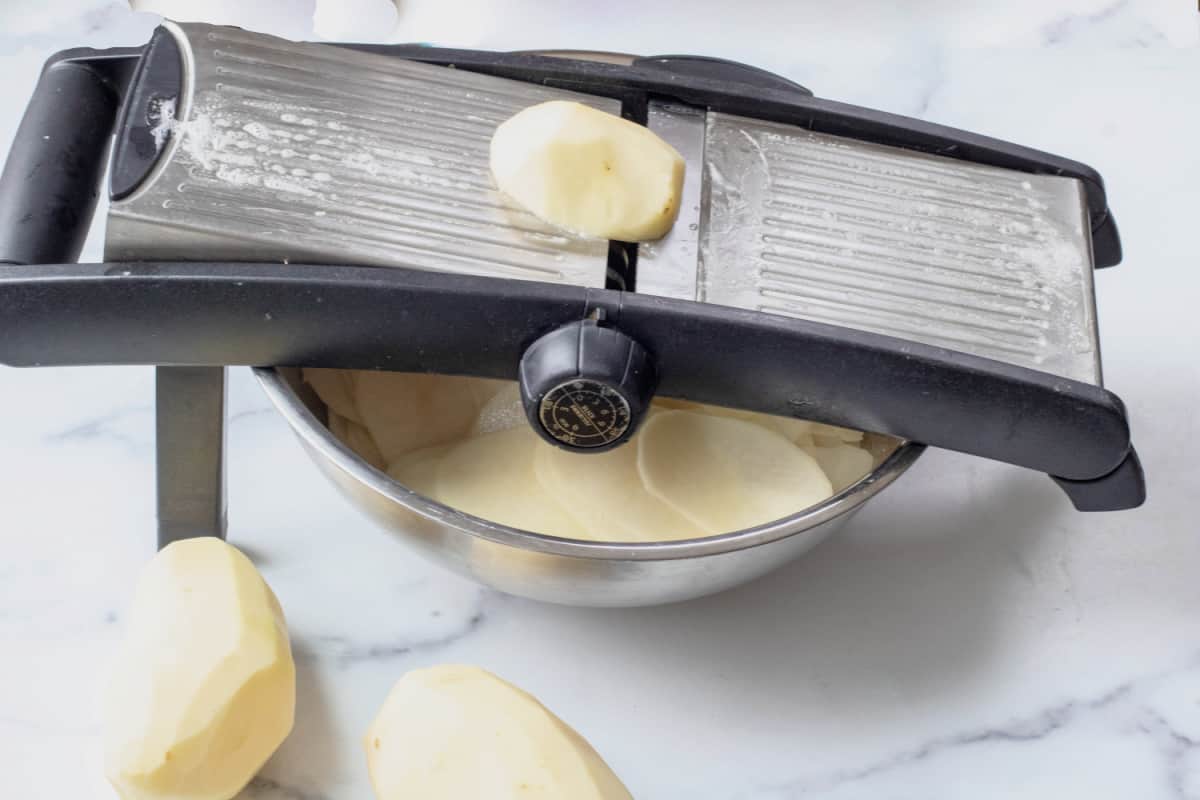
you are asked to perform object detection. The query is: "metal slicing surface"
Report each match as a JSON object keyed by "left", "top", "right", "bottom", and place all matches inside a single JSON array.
[
  {"left": 106, "top": 22, "right": 617, "bottom": 287},
  {"left": 696, "top": 112, "right": 1102, "bottom": 385},
  {"left": 636, "top": 99, "right": 705, "bottom": 300}
]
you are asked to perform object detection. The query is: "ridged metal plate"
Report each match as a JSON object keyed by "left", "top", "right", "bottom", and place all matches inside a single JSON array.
[
  {"left": 637, "top": 100, "right": 705, "bottom": 300},
  {"left": 106, "top": 22, "right": 616, "bottom": 287},
  {"left": 695, "top": 112, "right": 1101, "bottom": 384}
]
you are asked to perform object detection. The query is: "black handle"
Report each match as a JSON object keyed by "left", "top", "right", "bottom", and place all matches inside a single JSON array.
[
  {"left": 632, "top": 55, "right": 813, "bottom": 97},
  {"left": 0, "top": 50, "right": 134, "bottom": 266},
  {"left": 609, "top": 291, "right": 1145, "bottom": 511},
  {"left": 0, "top": 261, "right": 1144, "bottom": 510}
]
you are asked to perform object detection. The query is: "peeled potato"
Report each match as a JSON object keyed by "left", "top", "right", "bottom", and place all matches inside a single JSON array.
[
  {"left": 434, "top": 426, "right": 590, "bottom": 538},
  {"left": 490, "top": 100, "right": 685, "bottom": 241},
  {"left": 638, "top": 410, "right": 833, "bottom": 534},
  {"left": 365, "top": 666, "right": 632, "bottom": 800},
  {"left": 103, "top": 538, "right": 295, "bottom": 800},
  {"left": 329, "top": 412, "right": 386, "bottom": 470},
  {"left": 808, "top": 442, "right": 875, "bottom": 493},
  {"left": 534, "top": 420, "right": 701, "bottom": 541},
  {"left": 354, "top": 371, "right": 492, "bottom": 464},
  {"left": 303, "top": 367, "right": 361, "bottom": 423}
]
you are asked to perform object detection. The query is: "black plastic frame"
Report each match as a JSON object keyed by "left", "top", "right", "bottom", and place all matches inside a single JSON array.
[
  {"left": 0, "top": 260, "right": 1144, "bottom": 509},
  {"left": 0, "top": 48, "right": 139, "bottom": 266},
  {"left": 0, "top": 31, "right": 1143, "bottom": 511}
]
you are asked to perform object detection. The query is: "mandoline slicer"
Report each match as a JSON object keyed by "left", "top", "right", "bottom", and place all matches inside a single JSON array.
[{"left": 0, "top": 22, "right": 1144, "bottom": 547}]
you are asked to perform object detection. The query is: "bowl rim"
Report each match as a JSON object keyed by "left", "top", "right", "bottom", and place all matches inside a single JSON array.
[{"left": 254, "top": 367, "right": 925, "bottom": 561}]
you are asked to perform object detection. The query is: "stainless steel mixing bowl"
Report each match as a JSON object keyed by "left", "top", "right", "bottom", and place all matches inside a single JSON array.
[{"left": 255, "top": 367, "right": 924, "bottom": 606}]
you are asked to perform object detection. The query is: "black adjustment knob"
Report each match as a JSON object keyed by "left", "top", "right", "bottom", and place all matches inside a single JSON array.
[{"left": 518, "top": 320, "right": 656, "bottom": 453}]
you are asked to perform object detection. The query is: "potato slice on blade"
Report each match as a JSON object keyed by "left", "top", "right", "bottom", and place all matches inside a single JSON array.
[{"left": 491, "top": 100, "right": 685, "bottom": 241}]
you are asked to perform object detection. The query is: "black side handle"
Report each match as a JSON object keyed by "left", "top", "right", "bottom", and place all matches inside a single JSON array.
[
  {"left": 0, "top": 49, "right": 137, "bottom": 266},
  {"left": 633, "top": 55, "right": 813, "bottom": 97}
]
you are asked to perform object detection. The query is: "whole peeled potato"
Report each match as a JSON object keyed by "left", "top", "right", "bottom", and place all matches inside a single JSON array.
[
  {"left": 103, "top": 538, "right": 296, "bottom": 800},
  {"left": 365, "top": 665, "right": 632, "bottom": 799}
]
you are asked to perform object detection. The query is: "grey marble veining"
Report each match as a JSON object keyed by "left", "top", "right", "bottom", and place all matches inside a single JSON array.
[{"left": 0, "top": 1, "right": 1197, "bottom": 798}]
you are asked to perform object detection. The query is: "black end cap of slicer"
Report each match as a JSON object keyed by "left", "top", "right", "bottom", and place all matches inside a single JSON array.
[
  {"left": 1052, "top": 448, "right": 1146, "bottom": 511},
  {"left": 519, "top": 319, "right": 656, "bottom": 453},
  {"left": 110, "top": 26, "right": 183, "bottom": 201}
]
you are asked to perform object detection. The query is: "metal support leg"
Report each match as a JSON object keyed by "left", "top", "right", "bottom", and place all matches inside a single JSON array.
[{"left": 156, "top": 366, "right": 227, "bottom": 549}]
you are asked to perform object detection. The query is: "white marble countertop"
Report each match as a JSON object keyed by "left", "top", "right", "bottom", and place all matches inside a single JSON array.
[{"left": 2, "top": 1, "right": 1198, "bottom": 797}]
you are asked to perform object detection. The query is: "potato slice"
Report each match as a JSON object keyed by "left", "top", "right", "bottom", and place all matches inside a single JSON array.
[
  {"left": 470, "top": 381, "right": 526, "bottom": 436},
  {"left": 812, "top": 422, "right": 865, "bottom": 446},
  {"left": 433, "top": 426, "right": 590, "bottom": 538},
  {"left": 638, "top": 410, "right": 833, "bottom": 534},
  {"left": 648, "top": 397, "right": 700, "bottom": 412},
  {"left": 472, "top": 377, "right": 513, "bottom": 404},
  {"left": 103, "top": 538, "right": 295, "bottom": 800},
  {"left": 808, "top": 442, "right": 875, "bottom": 493},
  {"left": 701, "top": 405, "right": 814, "bottom": 445},
  {"left": 386, "top": 442, "right": 454, "bottom": 497},
  {"left": 329, "top": 412, "right": 386, "bottom": 470},
  {"left": 534, "top": 422, "right": 702, "bottom": 542},
  {"left": 354, "top": 371, "right": 491, "bottom": 464},
  {"left": 303, "top": 367, "right": 361, "bottom": 423},
  {"left": 490, "top": 100, "right": 685, "bottom": 241},
  {"left": 651, "top": 398, "right": 815, "bottom": 445},
  {"left": 365, "top": 666, "right": 632, "bottom": 800}
]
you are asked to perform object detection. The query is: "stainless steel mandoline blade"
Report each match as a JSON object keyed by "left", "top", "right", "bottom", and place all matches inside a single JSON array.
[
  {"left": 105, "top": 22, "right": 617, "bottom": 288},
  {"left": 641, "top": 101, "right": 1102, "bottom": 386}
]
